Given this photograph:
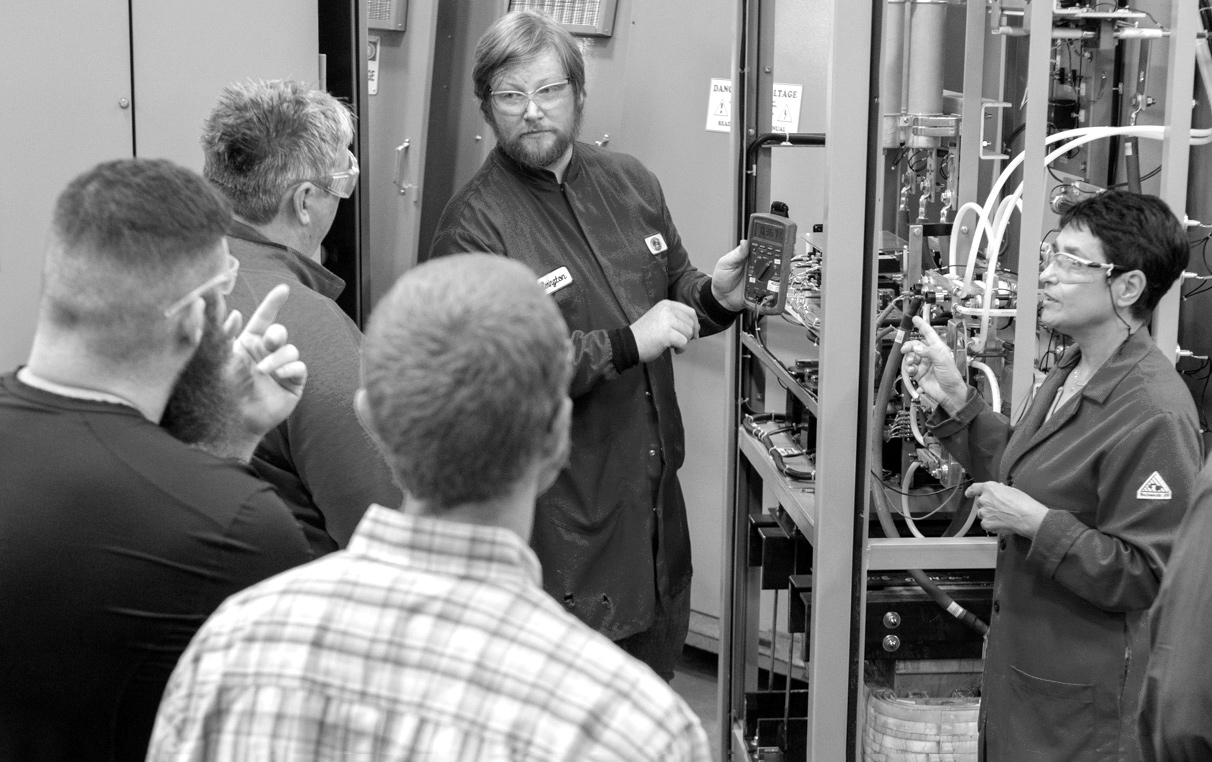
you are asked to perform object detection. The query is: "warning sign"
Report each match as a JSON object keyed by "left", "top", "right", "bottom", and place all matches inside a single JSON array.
[
  {"left": 772, "top": 83, "right": 803, "bottom": 134},
  {"left": 706, "top": 78, "right": 732, "bottom": 133},
  {"left": 705, "top": 80, "right": 804, "bottom": 134},
  {"left": 1137, "top": 471, "right": 1173, "bottom": 500}
]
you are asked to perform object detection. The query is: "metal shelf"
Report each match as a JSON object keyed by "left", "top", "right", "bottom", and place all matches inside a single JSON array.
[
  {"left": 867, "top": 536, "right": 997, "bottom": 571},
  {"left": 738, "top": 425, "right": 816, "bottom": 536},
  {"left": 738, "top": 425, "right": 997, "bottom": 570},
  {"left": 740, "top": 331, "right": 818, "bottom": 416}
]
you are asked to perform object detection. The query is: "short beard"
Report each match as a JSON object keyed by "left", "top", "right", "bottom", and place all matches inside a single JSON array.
[
  {"left": 495, "top": 101, "right": 584, "bottom": 170},
  {"left": 161, "top": 298, "right": 237, "bottom": 446}
]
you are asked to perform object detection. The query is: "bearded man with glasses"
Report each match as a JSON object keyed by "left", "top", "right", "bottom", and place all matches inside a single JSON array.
[
  {"left": 0, "top": 158, "right": 313, "bottom": 762},
  {"left": 202, "top": 79, "right": 401, "bottom": 558},
  {"left": 430, "top": 11, "right": 752, "bottom": 681}
]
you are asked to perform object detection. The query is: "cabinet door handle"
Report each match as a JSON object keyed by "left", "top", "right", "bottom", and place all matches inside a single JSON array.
[{"left": 394, "top": 139, "right": 416, "bottom": 195}]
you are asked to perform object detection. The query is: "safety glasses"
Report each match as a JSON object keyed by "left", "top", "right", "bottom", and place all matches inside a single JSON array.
[
  {"left": 316, "top": 150, "right": 360, "bottom": 198},
  {"left": 163, "top": 254, "right": 240, "bottom": 318}
]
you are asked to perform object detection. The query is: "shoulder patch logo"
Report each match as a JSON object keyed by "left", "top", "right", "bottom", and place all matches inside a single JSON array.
[
  {"left": 645, "top": 233, "right": 667, "bottom": 255},
  {"left": 538, "top": 266, "right": 573, "bottom": 295},
  {"left": 1137, "top": 471, "right": 1172, "bottom": 501}
]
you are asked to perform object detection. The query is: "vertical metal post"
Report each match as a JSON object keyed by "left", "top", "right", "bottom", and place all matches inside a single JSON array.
[
  {"left": 809, "top": 0, "right": 876, "bottom": 758},
  {"left": 1154, "top": 0, "right": 1197, "bottom": 361},
  {"left": 957, "top": 0, "right": 988, "bottom": 208},
  {"left": 722, "top": 0, "right": 762, "bottom": 757},
  {"left": 1009, "top": 0, "right": 1053, "bottom": 422}
]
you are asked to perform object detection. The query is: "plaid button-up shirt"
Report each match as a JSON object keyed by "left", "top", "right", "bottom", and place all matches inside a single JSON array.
[{"left": 147, "top": 504, "right": 711, "bottom": 761}]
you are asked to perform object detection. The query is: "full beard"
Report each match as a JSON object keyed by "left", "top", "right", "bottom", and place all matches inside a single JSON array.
[
  {"left": 161, "top": 298, "right": 238, "bottom": 446},
  {"left": 496, "top": 104, "right": 584, "bottom": 170}
]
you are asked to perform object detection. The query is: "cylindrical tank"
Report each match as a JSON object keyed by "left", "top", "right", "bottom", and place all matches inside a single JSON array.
[{"left": 906, "top": 0, "right": 948, "bottom": 148}]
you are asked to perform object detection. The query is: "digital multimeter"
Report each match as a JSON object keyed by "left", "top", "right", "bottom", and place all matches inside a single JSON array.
[{"left": 743, "top": 211, "right": 798, "bottom": 315}]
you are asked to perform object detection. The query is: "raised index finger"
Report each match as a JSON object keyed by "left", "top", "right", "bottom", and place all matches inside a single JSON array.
[
  {"left": 241, "top": 284, "right": 291, "bottom": 340},
  {"left": 910, "top": 314, "right": 946, "bottom": 349}
]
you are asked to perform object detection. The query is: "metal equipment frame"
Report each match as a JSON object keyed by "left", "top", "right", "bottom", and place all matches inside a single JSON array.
[{"left": 720, "top": 2, "right": 1199, "bottom": 760}]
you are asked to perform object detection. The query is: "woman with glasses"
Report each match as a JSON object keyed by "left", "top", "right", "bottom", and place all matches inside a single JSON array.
[{"left": 902, "top": 190, "right": 1201, "bottom": 762}]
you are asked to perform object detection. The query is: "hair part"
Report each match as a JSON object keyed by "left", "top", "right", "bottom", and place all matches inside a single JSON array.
[
  {"left": 42, "top": 158, "right": 232, "bottom": 362},
  {"left": 473, "top": 10, "right": 586, "bottom": 124},
  {"left": 201, "top": 79, "right": 355, "bottom": 224},
  {"left": 361, "top": 253, "right": 572, "bottom": 509},
  {"left": 1059, "top": 189, "right": 1188, "bottom": 320}
]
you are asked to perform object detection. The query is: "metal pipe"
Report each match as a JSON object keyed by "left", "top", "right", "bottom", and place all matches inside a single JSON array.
[{"left": 881, "top": 0, "right": 907, "bottom": 148}]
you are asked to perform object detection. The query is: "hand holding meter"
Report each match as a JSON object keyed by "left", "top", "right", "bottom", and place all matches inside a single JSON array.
[{"left": 743, "top": 212, "right": 798, "bottom": 315}]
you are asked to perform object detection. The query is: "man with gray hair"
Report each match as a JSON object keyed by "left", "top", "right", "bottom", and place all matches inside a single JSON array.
[
  {"left": 202, "top": 79, "right": 400, "bottom": 556},
  {"left": 0, "top": 158, "right": 312, "bottom": 761},
  {"left": 430, "top": 10, "right": 750, "bottom": 680},
  {"left": 147, "top": 254, "right": 712, "bottom": 762}
]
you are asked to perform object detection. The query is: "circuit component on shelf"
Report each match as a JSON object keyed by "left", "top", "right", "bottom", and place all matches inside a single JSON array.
[{"left": 741, "top": 414, "right": 816, "bottom": 482}]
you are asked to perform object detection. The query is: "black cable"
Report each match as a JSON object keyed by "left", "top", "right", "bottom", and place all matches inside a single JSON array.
[
  {"left": 1108, "top": 165, "right": 1160, "bottom": 188},
  {"left": 869, "top": 296, "right": 989, "bottom": 636},
  {"left": 877, "top": 474, "right": 974, "bottom": 498}
]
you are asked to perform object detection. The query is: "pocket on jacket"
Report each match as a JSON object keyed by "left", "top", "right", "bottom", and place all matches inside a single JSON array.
[
  {"left": 1006, "top": 665, "right": 1096, "bottom": 756},
  {"left": 546, "top": 435, "right": 643, "bottom": 533}
]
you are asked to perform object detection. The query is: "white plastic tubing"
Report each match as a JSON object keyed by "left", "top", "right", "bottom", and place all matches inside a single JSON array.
[{"left": 948, "top": 44, "right": 1212, "bottom": 355}]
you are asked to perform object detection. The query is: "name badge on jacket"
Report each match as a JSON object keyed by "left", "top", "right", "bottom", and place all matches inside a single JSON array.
[
  {"left": 539, "top": 266, "right": 573, "bottom": 295},
  {"left": 645, "top": 233, "right": 668, "bottom": 255}
]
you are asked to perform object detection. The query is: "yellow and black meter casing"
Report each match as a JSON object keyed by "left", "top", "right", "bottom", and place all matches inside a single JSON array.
[{"left": 743, "top": 212, "right": 797, "bottom": 315}]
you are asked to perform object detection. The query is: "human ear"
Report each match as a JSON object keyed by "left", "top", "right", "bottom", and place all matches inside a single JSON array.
[
  {"left": 536, "top": 396, "right": 572, "bottom": 492},
  {"left": 166, "top": 295, "right": 207, "bottom": 355},
  {"left": 1112, "top": 269, "right": 1146, "bottom": 310},
  {"left": 287, "top": 183, "right": 314, "bottom": 227}
]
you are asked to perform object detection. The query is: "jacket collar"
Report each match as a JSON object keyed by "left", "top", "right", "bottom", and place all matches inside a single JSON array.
[
  {"left": 492, "top": 142, "right": 583, "bottom": 188},
  {"left": 1053, "top": 326, "right": 1154, "bottom": 406},
  {"left": 1002, "top": 327, "right": 1155, "bottom": 477},
  {"left": 227, "top": 220, "right": 346, "bottom": 301}
]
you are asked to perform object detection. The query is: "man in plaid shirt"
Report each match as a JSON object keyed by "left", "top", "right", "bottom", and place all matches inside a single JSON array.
[{"left": 146, "top": 253, "right": 712, "bottom": 761}]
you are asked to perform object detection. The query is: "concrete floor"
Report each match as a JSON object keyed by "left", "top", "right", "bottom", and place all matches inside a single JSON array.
[{"left": 671, "top": 645, "right": 722, "bottom": 762}]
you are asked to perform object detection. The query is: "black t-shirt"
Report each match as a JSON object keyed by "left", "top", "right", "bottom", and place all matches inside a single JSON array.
[{"left": 0, "top": 373, "right": 312, "bottom": 761}]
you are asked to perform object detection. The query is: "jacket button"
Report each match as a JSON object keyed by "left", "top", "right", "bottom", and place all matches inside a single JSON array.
[
  {"left": 993, "top": 600, "right": 1000, "bottom": 614},
  {"left": 649, "top": 449, "right": 657, "bottom": 457},
  {"left": 645, "top": 391, "right": 652, "bottom": 398},
  {"left": 999, "top": 538, "right": 1007, "bottom": 551}
]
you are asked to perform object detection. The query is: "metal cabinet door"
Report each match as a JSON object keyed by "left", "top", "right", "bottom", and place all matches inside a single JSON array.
[
  {"left": 365, "top": 1, "right": 440, "bottom": 309},
  {"left": 130, "top": 0, "right": 320, "bottom": 170},
  {"left": 0, "top": 0, "right": 134, "bottom": 370}
]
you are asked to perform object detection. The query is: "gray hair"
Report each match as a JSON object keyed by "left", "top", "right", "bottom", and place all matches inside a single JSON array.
[
  {"left": 201, "top": 80, "right": 354, "bottom": 224},
  {"left": 361, "top": 253, "right": 572, "bottom": 509},
  {"left": 42, "top": 158, "right": 232, "bottom": 362},
  {"left": 473, "top": 10, "right": 586, "bottom": 123}
]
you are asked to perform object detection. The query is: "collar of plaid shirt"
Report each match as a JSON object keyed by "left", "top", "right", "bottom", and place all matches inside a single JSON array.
[{"left": 349, "top": 504, "right": 544, "bottom": 586}]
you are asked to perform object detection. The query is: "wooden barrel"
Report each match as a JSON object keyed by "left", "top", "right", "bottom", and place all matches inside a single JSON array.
[{"left": 862, "top": 686, "right": 979, "bottom": 762}]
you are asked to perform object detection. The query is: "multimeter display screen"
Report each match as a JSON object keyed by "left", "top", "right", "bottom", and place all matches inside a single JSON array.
[{"left": 752, "top": 221, "right": 784, "bottom": 242}]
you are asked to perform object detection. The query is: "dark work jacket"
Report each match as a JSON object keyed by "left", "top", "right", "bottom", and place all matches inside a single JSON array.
[
  {"left": 430, "top": 144, "right": 737, "bottom": 639},
  {"left": 226, "top": 222, "right": 401, "bottom": 556},
  {"left": 1138, "top": 462, "right": 1212, "bottom": 762},
  {"left": 930, "top": 329, "right": 1201, "bottom": 762}
]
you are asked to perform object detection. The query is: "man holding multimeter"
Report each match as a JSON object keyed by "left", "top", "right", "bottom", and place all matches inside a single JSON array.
[{"left": 429, "top": 10, "right": 749, "bottom": 680}]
